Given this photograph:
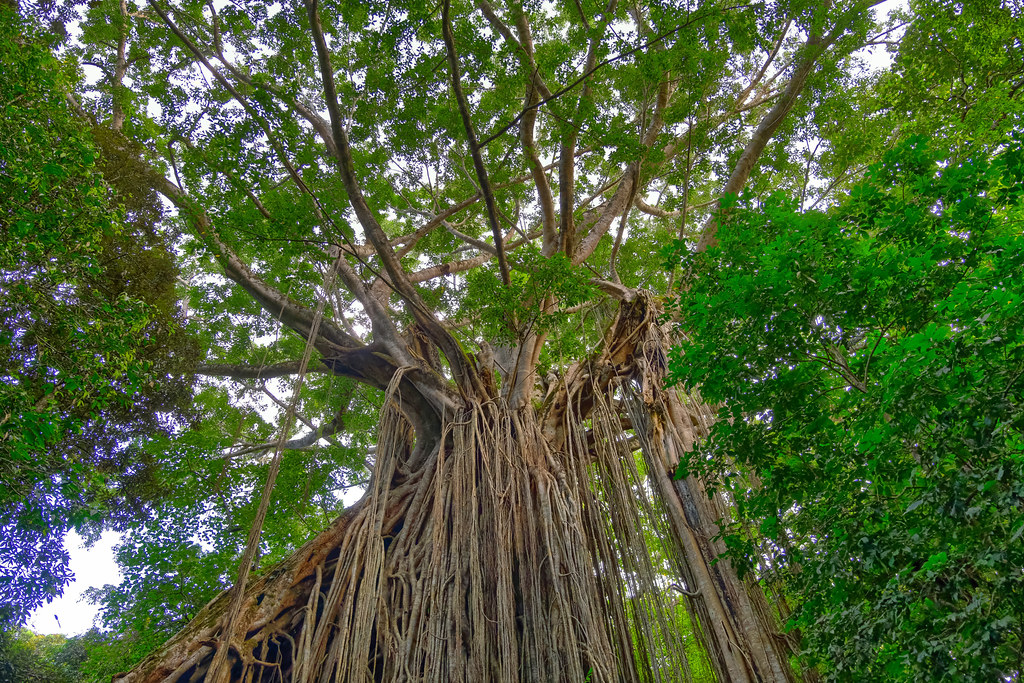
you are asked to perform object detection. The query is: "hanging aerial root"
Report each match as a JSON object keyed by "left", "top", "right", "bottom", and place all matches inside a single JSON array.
[
  {"left": 616, "top": 294, "right": 799, "bottom": 683},
  {"left": 142, "top": 387, "right": 633, "bottom": 681},
  {"left": 121, "top": 301, "right": 761, "bottom": 682},
  {"left": 562, "top": 370, "right": 710, "bottom": 683},
  {"left": 234, "top": 393, "right": 704, "bottom": 681}
]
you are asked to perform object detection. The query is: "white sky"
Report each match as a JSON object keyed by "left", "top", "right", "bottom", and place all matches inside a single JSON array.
[{"left": 27, "top": 530, "right": 123, "bottom": 636}]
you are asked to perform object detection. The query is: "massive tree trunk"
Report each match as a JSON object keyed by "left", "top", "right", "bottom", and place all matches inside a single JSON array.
[{"left": 115, "top": 294, "right": 795, "bottom": 683}]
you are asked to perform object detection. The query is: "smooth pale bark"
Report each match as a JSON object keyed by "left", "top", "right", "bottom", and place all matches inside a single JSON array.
[{"left": 648, "top": 401, "right": 798, "bottom": 683}]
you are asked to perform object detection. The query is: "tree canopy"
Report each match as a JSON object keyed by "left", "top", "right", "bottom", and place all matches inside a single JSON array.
[{"left": 2, "top": 0, "right": 1022, "bottom": 680}]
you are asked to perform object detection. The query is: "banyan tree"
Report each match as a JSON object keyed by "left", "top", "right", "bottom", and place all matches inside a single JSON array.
[{"left": 49, "top": 0, "right": 892, "bottom": 679}]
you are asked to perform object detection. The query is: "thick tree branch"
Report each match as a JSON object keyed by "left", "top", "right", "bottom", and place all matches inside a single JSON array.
[
  {"left": 394, "top": 193, "right": 481, "bottom": 257},
  {"left": 733, "top": 17, "right": 793, "bottom": 112},
  {"left": 634, "top": 195, "right": 715, "bottom": 218},
  {"left": 390, "top": 148, "right": 595, "bottom": 261},
  {"left": 303, "top": 1, "right": 428, "bottom": 307},
  {"left": 304, "top": 0, "right": 475, "bottom": 400},
  {"left": 441, "top": 0, "right": 511, "bottom": 286},
  {"left": 696, "top": 3, "right": 879, "bottom": 250},
  {"left": 154, "top": 0, "right": 395, "bottom": 312},
  {"left": 558, "top": 0, "right": 616, "bottom": 256},
  {"left": 443, "top": 222, "right": 498, "bottom": 255},
  {"left": 608, "top": 202, "right": 630, "bottom": 284},
  {"left": 205, "top": 35, "right": 345, "bottom": 179},
  {"left": 477, "top": 2, "right": 556, "bottom": 256},
  {"left": 408, "top": 228, "right": 543, "bottom": 284},
  {"left": 591, "top": 279, "right": 637, "bottom": 301},
  {"left": 112, "top": 0, "right": 129, "bottom": 131},
  {"left": 572, "top": 57, "right": 674, "bottom": 265},
  {"left": 142, "top": 168, "right": 357, "bottom": 354},
  {"left": 231, "top": 411, "right": 344, "bottom": 456},
  {"left": 99, "top": 136, "right": 441, "bottom": 413},
  {"left": 522, "top": 84, "right": 558, "bottom": 255},
  {"left": 476, "top": 0, "right": 554, "bottom": 101},
  {"left": 197, "top": 361, "right": 332, "bottom": 380},
  {"left": 255, "top": 385, "right": 347, "bottom": 448}
]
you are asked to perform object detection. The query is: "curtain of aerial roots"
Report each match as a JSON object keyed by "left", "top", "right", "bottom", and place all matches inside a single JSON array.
[
  {"left": 217, "top": 379, "right": 710, "bottom": 682},
  {"left": 620, "top": 317, "right": 799, "bottom": 683}
]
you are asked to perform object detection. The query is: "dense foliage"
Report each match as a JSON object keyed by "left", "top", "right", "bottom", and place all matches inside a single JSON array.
[
  {"left": 668, "top": 138, "right": 1024, "bottom": 679},
  {"left": 0, "top": 8, "right": 195, "bottom": 626},
  {"left": 0, "top": 627, "right": 87, "bottom": 683},
  {"left": 43, "top": 0, "right": 881, "bottom": 671}
]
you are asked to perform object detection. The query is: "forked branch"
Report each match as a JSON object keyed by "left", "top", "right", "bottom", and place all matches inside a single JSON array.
[
  {"left": 304, "top": 0, "right": 480, "bottom": 398},
  {"left": 696, "top": 1, "right": 883, "bottom": 250}
]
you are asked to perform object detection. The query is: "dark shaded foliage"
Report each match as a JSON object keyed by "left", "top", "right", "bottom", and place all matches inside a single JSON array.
[{"left": 668, "top": 138, "right": 1024, "bottom": 680}]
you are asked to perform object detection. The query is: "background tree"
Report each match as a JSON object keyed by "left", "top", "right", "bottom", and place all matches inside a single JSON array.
[
  {"left": 666, "top": 3, "right": 1024, "bottom": 677},
  {"left": 668, "top": 137, "right": 1024, "bottom": 681},
  {"left": 0, "top": 627, "right": 87, "bottom": 683},
  {"left": 0, "top": 6, "right": 195, "bottom": 627}
]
